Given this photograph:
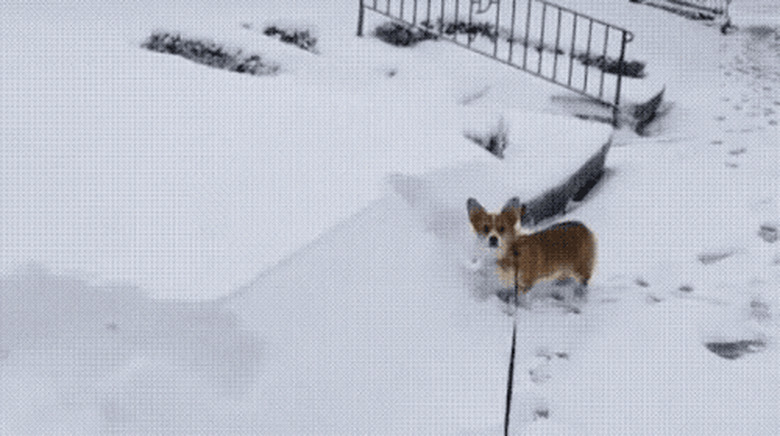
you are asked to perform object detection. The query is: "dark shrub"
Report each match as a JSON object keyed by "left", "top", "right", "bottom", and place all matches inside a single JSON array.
[
  {"left": 575, "top": 54, "right": 646, "bottom": 78},
  {"left": 142, "top": 32, "right": 280, "bottom": 76},
  {"left": 263, "top": 26, "right": 318, "bottom": 53},
  {"left": 373, "top": 22, "right": 437, "bottom": 47}
]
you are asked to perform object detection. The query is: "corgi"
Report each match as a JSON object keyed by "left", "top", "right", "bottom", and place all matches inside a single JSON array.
[{"left": 496, "top": 203, "right": 596, "bottom": 308}]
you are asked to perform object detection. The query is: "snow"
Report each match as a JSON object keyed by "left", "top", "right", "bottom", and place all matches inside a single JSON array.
[{"left": 1, "top": 0, "right": 779, "bottom": 434}]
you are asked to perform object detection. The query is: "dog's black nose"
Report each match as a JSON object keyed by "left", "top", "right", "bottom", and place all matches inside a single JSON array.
[{"left": 489, "top": 236, "right": 498, "bottom": 247}]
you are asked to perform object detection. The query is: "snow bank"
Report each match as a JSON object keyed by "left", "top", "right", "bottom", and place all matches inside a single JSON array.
[{"left": 0, "top": 265, "right": 262, "bottom": 434}]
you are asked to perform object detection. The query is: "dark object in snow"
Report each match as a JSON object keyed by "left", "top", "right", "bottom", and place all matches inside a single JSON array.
[
  {"left": 529, "top": 365, "right": 551, "bottom": 384},
  {"left": 758, "top": 224, "right": 778, "bottom": 243},
  {"left": 705, "top": 339, "right": 766, "bottom": 360},
  {"left": 697, "top": 250, "right": 735, "bottom": 265},
  {"left": 635, "top": 278, "right": 650, "bottom": 287},
  {"left": 679, "top": 285, "right": 694, "bottom": 292},
  {"left": 373, "top": 22, "right": 436, "bottom": 47},
  {"left": 533, "top": 408, "right": 550, "bottom": 420},
  {"left": 464, "top": 117, "right": 508, "bottom": 159},
  {"left": 142, "top": 32, "right": 280, "bottom": 76},
  {"left": 646, "top": 294, "right": 662, "bottom": 304},
  {"left": 633, "top": 88, "right": 665, "bottom": 135},
  {"left": 575, "top": 54, "right": 646, "bottom": 78},
  {"left": 750, "top": 300, "right": 771, "bottom": 321},
  {"left": 263, "top": 26, "right": 318, "bottom": 53},
  {"left": 720, "top": 18, "right": 736, "bottom": 35},
  {"left": 522, "top": 141, "right": 611, "bottom": 226}
]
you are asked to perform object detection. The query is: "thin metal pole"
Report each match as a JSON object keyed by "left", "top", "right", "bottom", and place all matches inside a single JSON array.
[
  {"left": 401, "top": 0, "right": 405, "bottom": 20},
  {"left": 454, "top": 0, "right": 460, "bottom": 41},
  {"left": 508, "top": 0, "right": 518, "bottom": 62},
  {"left": 537, "top": 3, "right": 546, "bottom": 74},
  {"left": 468, "top": 0, "right": 474, "bottom": 47},
  {"left": 387, "top": 0, "right": 391, "bottom": 14},
  {"left": 427, "top": 0, "right": 432, "bottom": 24},
  {"left": 413, "top": 0, "right": 418, "bottom": 24},
  {"left": 522, "top": 0, "right": 532, "bottom": 68},
  {"left": 552, "top": 7, "right": 562, "bottom": 80},
  {"left": 493, "top": 0, "right": 502, "bottom": 57},
  {"left": 441, "top": 0, "right": 446, "bottom": 33},
  {"left": 613, "top": 30, "right": 628, "bottom": 127},
  {"left": 583, "top": 19, "right": 593, "bottom": 92},
  {"left": 357, "top": 0, "right": 366, "bottom": 36},
  {"left": 568, "top": 12, "right": 577, "bottom": 86},
  {"left": 599, "top": 25, "right": 609, "bottom": 99}
]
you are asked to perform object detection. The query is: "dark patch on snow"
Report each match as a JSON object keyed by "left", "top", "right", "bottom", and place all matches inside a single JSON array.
[
  {"left": 728, "top": 147, "right": 746, "bottom": 155},
  {"left": 758, "top": 224, "right": 778, "bottom": 243},
  {"left": 698, "top": 250, "right": 735, "bottom": 265},
  {"left": 522, "top": 142, "right": 611, "bottom": 226},
  {"left": 646, "top": 294, "right": 662, "bottom": 304},
  {"left": 635, "top": 278, "right": 650, "bottom": 288},
  {"left": 705, "top": 339, "right": 766, "bottom": 360},
  {"left": 463, "top": 117, "right": 508, "bottom": 159},
  {"left": 529, "top": 365, "right": 551, "bottom": 384},
  {"left": 750, "top": 300, "right": 771, "bottom": 321},
  {"left": 533, "top": 408, "right": 550, "bottom": 420},
  {"left": 632, "top": 88, "right": 665, "bottom": 135},
  {"left": 679, "top": 285, "right": 694, "bottom": 293}
]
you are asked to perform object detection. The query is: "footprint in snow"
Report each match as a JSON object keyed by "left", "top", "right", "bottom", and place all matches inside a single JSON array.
[
  {"left": 529, "top": 348, "right": 570, "bottom": 385},
  {"left": 728, "top": 147, "right": 747, "bottom": 155},
  {"left": 758, "top": 223, "right": 778, "bottom": 243},
  {"left": 533, "top": 407, "right": 550, "bottom": 420}
]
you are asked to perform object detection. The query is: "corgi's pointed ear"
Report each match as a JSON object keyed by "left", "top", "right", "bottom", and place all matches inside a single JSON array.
[
  {"left": 501, "top": 197, "right": 521, "bottom": 213},
  {"left": 467, "top": 198, "right": 484, "bottom": 214}
]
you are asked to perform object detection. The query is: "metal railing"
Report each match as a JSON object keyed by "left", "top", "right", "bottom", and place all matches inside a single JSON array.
[{"left": 358, "top": 0, "right": 636, "bottom": 126}]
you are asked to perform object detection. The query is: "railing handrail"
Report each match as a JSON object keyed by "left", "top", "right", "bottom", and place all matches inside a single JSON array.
[{"left": 532, "top": 0, "right": 634, "bottom": 42}]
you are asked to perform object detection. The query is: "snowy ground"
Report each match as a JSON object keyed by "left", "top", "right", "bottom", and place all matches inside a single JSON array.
[{"left": 1, "top": 0, "right": 778, "bottom": 434}]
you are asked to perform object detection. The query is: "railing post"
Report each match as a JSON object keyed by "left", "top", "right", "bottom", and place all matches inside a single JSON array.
[
  {"left": 357, "top": 0, "right": 365, "bottom": 36},
  {"left": 612, "top": 30, "right": 628, "bottom": 127}
]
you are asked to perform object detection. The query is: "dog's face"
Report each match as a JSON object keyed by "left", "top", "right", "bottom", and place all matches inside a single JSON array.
[{"left": 467, "top": 197, "right": 523, "bottom": 250}]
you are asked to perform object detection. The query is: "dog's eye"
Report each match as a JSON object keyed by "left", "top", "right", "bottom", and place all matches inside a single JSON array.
[
  {"left": 483, "top": 225, "right": 489, "bottom": 233},
  {"left": 499, "top": 227, "right": 505, "bottom": 233}
]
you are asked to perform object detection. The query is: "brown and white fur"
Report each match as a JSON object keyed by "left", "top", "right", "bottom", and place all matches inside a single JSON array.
[
  {"left": 468, "top": 197, "right": 596, "bottom": 311},
  {"left": 497, "top": 202, "right": 596, "bottom": 309}
]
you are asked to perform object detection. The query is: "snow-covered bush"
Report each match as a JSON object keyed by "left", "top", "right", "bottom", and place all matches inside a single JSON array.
[
  {"left": 142, "top": 32, "right": 280, "bottom": 75},
  {"left": 263, "top": 25, "right": 318, "bottom": 53},
  {"left": 373, "top": 22, "right": 437, "bottom": 47},
  {"left": 575, "top": 54, "right": 646, "bottom": 78}
]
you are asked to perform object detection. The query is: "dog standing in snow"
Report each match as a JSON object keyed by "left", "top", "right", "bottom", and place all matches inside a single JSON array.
[{"left": 468, "top": 197, "right": 596, "bottom": 311}]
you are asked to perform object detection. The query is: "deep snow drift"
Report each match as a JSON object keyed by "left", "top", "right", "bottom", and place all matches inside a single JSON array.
[{"left": 1, "top": 0, "right": 779, "bottom": 434}]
